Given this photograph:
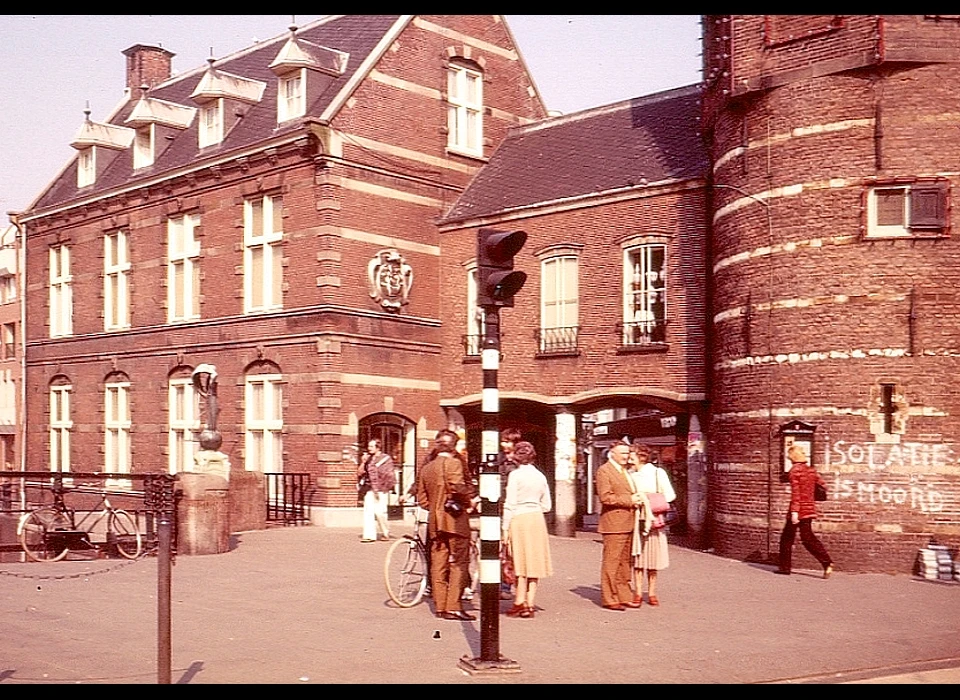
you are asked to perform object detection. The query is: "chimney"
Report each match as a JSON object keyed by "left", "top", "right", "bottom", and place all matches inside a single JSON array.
[{"left": 122, "top": 44, "right": 175, "bottom": 91}]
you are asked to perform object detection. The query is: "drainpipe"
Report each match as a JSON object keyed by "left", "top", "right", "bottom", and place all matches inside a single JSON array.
[{"left": 6, "top": 212, "right": 27, "bottom": 512}]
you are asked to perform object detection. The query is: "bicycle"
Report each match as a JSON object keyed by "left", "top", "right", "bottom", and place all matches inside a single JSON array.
[
  {"left": 18, "top": 482, "right": 143, "bottom": 562},
  {"left": 383, "top": 504, "right": 480, "bottom": 607}
]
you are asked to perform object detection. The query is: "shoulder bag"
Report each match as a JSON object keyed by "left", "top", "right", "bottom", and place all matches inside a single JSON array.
[{"left": 648, "top": 468, "right": 679, "bottom": 529}]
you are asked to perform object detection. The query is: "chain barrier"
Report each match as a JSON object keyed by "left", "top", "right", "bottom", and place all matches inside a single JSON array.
[{"left": 0, "top": 541, "right": 162, "bottom": 580}]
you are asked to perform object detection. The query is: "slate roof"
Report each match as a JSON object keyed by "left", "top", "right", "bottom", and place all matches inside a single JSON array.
[
  {"left": 439, "top": 83, "right": 708, "bottom": 225},
  {"left": 31, "top": 15, "right": 403, "bottom": 214}
]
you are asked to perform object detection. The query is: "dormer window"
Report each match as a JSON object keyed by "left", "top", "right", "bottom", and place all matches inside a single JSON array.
[
  {"left": 269, "top": 24, "right": 347, "bottom": 126},
  {"left": 133, "top": 125, "right": 154, "bottom": 169},
  {"left": 77, "top": 148, "right": 96, "bottom": 188},
  {"left": 447, "top": 61, "right": 484, "bottom": 158},
  {"left": 278, "top": 70, "right": 305, "bottom": 122},
  {"left": 199, "top": 100, "right": 223, "bottom": 148}
]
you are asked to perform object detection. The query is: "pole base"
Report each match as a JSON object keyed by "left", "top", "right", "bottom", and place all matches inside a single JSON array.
[{"left": 458, "top": 654, "right": 522, "bottom": 675}]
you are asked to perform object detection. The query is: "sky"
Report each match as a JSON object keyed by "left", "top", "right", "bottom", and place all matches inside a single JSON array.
[{"left": 0, "top": 15, "right": 703, "bottom": 227}]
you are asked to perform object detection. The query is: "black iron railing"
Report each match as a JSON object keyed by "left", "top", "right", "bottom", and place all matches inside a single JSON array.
[
  {"left": 264, "top": 472, "right": 310, "bottom": 525},
  {"left": 536, "top": 326, "right": 580, "bottom": 355}
]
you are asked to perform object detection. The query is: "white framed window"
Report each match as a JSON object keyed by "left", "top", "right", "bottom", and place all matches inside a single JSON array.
[
  {"left": 465, "top": 265, "right": 486, "bottom": 356},
  {"left": 104, "top": 381, "right": 132, "bottom": 488},
  {"left": 50, "top": 384, "right": 72, "bottom": 473},
  {"left": 168, "top": 377, "right": 200, "bottom": 475},
  {"left": 244, "top": 195, "right": 284, "bottom": 312},
  {"left": 167, "top": 214, "right": 201, "bottom": 322},
  {"left": 104, "top": 231, "right": 130, "bottom": 331},
  {"left": 0, "top": 274, "right": 16, "bottom": 304},
  {"left": 49, "top": 245, "right": 73, "bottom": 338},
  {"left": 447, "top": 62, "right": 483, "bottom": 157},
  {"left": 133, "top": 124, "right": 154, "bottom": 169},
  {"left": 198, "top": 99, "right": 223, "bottom": 148},
  {"left": 622, "top": 243, "right": 667, "bottom": 346},
  {"left": 78, "top": 147, "right": 95, "bottom": 188},
  {"left": 1, "top": 323, "right": 15, "bottom": 360},
  {"left": 278, "top": 71, "right": 305, "bottom": 122},
  {"left": 540, "top": 254, "right": 580, "bottom": 354},
  {"left": 865, "top": 183, "right": 948, "bottom": 239},
  {"left": 244, "top": 373, "right": 283, "bottom": 473}
]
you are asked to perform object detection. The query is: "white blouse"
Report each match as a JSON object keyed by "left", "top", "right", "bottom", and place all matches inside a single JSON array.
[
  {"left": 630, "top": 462, "right": 676, "bottom": 502},
  {"left": 502, "top": 463, "right": 552, "bottom": 533}
]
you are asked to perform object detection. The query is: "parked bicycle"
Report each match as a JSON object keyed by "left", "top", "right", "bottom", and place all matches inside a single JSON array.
[
  {"left": 18, "top": 482, "right": 143, "bottom": 562},
  {"left": 383, "top": 503, "right": 479, "bottom": 608}
]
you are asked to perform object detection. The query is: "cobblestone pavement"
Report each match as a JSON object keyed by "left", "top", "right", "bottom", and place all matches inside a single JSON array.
[{"left": 1, "top": 524, "right": 958, "bottom": 684}]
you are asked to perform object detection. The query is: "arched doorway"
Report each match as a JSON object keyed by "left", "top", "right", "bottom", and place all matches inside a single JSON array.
[{"left": 358, "top": 412, "right": 416, "bottom": 519}]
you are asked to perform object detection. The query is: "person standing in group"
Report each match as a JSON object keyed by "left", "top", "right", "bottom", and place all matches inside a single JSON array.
[
  {"left": 415, "top": 431, "right": 478, "bottom": 620},
  {"left": 629, "top": 443, "right": 674, "bottom": 606},
  {"left": 776, "top": 443, "right": 834, "bottom": 578},
  {"left": 495, "top": 427, "right": 522, "bottom": 600},
  {"left": 502, "top": 441, "right": 553, "bottom": 619},
  {"left": 357, "top": 438, "right": 396, "bottom": 542},
  {"left": 596, "top": 440, "right": 646, "bottom": 611}
]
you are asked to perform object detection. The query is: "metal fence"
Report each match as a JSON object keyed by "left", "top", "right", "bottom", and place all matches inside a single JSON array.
[{"left": 264, "top": 472, "right": 310, "bottom": 525}]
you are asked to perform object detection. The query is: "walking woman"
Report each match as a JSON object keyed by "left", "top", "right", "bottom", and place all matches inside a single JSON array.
[
  {"left": 777, "top": 443, "right": 834, "bottom": 578},
  {"left": 628, "top": 443, "right": 675, "bottom": 606},
  {"left": 502, "top": 441, "right": 553, "bottom": 619}
]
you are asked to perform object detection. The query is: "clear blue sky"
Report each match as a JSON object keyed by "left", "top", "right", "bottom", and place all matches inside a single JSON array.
[{"left": 0, "top": 15, "right": 703, "bottom": 225}]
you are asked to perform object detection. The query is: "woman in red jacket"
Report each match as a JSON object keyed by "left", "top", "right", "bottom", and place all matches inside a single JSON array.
[{"left": 776, "top": 444, "right": 834, "bottom": 578}]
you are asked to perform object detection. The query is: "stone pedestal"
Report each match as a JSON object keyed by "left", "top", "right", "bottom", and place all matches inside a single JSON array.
[
  {"left": 229, "top": 470, "right": 266, "bottom": 532},
  {"left": 177, "top": 483, "right": 230, "bottom": 556}
]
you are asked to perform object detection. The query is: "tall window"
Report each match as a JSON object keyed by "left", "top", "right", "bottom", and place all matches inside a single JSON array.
[
  {"left": 244, "top": 195, "right": 284, "bottom": 312},
  {"left": 104, "top": 231, "right": 130, "bottom": 331},
  {"left": 104, "top": 381, "right": 132, "bottom": 487},
  {"left": 133, "top": 125, "right": 154, "bottom": 169},
  {"left": 540, "top": 254, "right": 580, "bottom": 354},
  {"left": 1, "top": 323, "right": 15, "bottom": 359},
  {"left": 278, "top": 72, "right": 304, "bottom": 122},
  {"left": 168, "top": 377, "right": 200, "bottom": 475},
  {"left": 77, "top": 147, "right": 95, "bottom": 187},
  {"left": 465, "top": 266, "right": 485, "bottom": 356},
  {"left": 244, "top": 373, "right": 283, "bottom": 472},
  {"left": 49, "top": 383, "right": 72, "bottom": 473},
  {"left": 0, "top": 274, "right": 16, "bottom": 304},
  {"left": 447, "top": 62, "right": 483, "bottom": 157},
  {"left": 167, "top": 214, "right": 201, "bottom": 322},
  {"left": 198, "top": 100, "right": 223, "bottom": 148},
  {"left": 622, "top": 243, "right": 667, "bottom": 346},
  {"left": 49, "top": 245, "right": 73, "bottom": 338}
]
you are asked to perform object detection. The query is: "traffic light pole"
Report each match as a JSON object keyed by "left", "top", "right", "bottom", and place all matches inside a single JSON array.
[{"left": 459, "top": 307, "right": 521, "bottom": 675}]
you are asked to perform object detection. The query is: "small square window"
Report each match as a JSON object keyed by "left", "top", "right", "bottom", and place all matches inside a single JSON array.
[{"left": 865, "top": 182, "right": 948, "bottom": 239}]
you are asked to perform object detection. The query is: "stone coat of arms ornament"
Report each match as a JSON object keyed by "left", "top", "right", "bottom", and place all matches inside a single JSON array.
[{"left": 368, "top": 248, "right": 413, "bottom": 312}]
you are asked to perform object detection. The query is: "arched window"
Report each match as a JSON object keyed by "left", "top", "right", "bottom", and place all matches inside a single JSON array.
[
  {"left": 244, "top": 362, "right": 284, "bottom": 473},
  {"left": 49, "top": 375, "right": 72, "bottom": 474}
]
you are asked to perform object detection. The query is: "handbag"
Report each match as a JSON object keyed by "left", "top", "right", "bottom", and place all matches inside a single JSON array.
[
  {"left": 444, "top": 494, "right": 466, "bottom": 517},
  {"left": 647, "top": 468, "right": 679, "bottom": 529},
  {"left": 814, "top": 481, "right": 827, "bottom": 502},
  {"left": 500, "top": 546, "right": 517, "bottom": 586}
]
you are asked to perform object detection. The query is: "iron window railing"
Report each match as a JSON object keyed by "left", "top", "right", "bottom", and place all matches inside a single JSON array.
[
  {"left": 536, "top": 326, "right": 580, "bottom": 355},
  {"left": 617, "top": 319, "right": 668, "bottom": 348}
]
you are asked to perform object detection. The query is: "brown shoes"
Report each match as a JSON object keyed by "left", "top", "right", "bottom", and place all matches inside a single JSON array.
[
  {"left": 623, "top": 600, "right": 642, "bottom": 608},
  {"left": 505, "top": 604, "right": 526, "bottom": 617},
  {"left": 603, "top": 604, "right": 626, "bottom": 611},
  {"left": 648, "top": 596, "right": 660, "bottom": 606}
]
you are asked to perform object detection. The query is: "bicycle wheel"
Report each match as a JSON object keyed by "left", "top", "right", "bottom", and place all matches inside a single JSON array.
[
  {"left": 19, "top": 507, "right": 71, "bottom": 562},
  {"left": 384, "top": 535, "right": 428, "bottom": 607},
  {"left": 109, "top": 510, "right": 142, "bottom": 559}
]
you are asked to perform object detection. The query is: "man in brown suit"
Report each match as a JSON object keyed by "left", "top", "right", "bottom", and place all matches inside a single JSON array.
[
  {"left": 416, "top": 431, "right": 478, "bottom": 620},
  {"left": 596, "top": 440, "right": 645, "bottom": 610}
]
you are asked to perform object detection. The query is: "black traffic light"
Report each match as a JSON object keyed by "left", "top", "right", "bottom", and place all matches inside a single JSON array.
[{"left": 477, "top": 228, "right": 527, "bottom": 307}]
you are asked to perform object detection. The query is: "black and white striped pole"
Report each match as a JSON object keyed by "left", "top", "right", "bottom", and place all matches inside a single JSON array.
[{"left": 459, "top": 228, "right": 526, "bottom": 675}]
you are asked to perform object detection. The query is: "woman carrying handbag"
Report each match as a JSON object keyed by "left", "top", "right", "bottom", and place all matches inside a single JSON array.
[
  {"left": 776, "top": 443, "right": 834, "bottom": 578},
  {"left": 628, "top": 443, "right": 676, "bottom": 606}
]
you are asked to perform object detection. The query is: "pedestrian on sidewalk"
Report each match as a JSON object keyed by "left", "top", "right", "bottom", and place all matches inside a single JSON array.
[
  {"left": 357, "top": 438, "right": 396, "bottom": 542},
  {"left": 776, "top": 443, "right": 834, "bottom": 578},
  {"left": 496, "top": 427, "right": 522, "bottom": 600},
  {"left": 629, "top": 443, "right": 673, "bottom": 606},
  {"left": 502, "top": 441, "right": 553, "bottom": 619},
  {"left": 415, "top": 431, "right": 478, "bottom": 621},
  {"left": 596, "top": 440, "right": 646, "bottom": 611}
]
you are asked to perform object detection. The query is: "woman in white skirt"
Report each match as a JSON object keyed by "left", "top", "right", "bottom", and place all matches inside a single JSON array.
[
  {"left": 502, "top": 441, "right": 553, "bottom": 619},
  {"left": 629, "top": 443, "right": 676, "bottom": 606}
]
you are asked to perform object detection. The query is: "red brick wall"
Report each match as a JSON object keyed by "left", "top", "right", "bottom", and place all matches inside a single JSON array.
[{"left": 707, "top": 15, "right": 960, "bottom": 572}]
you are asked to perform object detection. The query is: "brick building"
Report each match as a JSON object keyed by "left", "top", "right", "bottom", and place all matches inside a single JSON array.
[
  {"left": 703, "top": 15, "right": 960, "bottom": 571},
  {"left": 15, "top": 15, "right": 546, "bottom": 526},
  {"left": 0, "top": 225, "right": 20, "bottom": 476}
]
